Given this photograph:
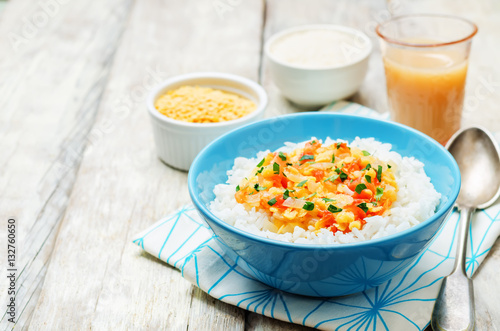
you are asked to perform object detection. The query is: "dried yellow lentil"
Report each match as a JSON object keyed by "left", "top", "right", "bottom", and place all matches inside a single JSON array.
[{"left": 155, "top": 86, "right": 256, "bottom": 123}]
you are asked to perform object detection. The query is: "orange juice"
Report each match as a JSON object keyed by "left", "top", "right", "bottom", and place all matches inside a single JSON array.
[{"left": 383, "top": 45, "right": 468, "bottom": 144}]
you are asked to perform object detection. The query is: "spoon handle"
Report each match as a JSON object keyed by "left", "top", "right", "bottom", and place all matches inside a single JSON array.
[{"left": 431, "top": 207, "right": 475, "bottom": 331}]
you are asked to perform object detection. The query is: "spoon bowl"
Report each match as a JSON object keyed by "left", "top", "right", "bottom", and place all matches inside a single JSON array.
[
  {"left": 447, "top": 127, "right": 500, "bottom": 209},
  {"left": 432, "top": 126, "right": 500, "bottom": 331}
]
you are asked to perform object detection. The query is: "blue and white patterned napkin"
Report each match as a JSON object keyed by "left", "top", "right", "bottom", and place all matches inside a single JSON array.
[{"left": 133, "top": 102, "right": 500, "bottom": 330}]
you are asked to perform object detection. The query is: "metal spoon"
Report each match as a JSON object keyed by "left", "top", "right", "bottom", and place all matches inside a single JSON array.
[{"left": 431, "top": 126, "right": 500, "bottom": 331}]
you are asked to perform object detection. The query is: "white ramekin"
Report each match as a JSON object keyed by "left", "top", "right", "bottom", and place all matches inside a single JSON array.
[
  {"left": 265, "top": 24, "right": 372, "bottom": 109},
  {"left": 147, "top": 72, "right": 268, "bottom": 171}
]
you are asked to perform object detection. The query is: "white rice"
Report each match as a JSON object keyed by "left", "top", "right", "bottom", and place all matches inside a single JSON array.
[{"left": 209, "top": 137, "right": 441, "bottom": 244}]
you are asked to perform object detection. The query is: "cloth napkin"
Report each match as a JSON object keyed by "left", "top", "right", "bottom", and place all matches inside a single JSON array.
[{"left": 133, "top": 101, "right": 500, "bottom": 330}]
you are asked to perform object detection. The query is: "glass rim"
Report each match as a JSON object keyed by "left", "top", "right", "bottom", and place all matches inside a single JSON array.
[{"left": 376, "top": 14, "right": 478, "bottom": 48}]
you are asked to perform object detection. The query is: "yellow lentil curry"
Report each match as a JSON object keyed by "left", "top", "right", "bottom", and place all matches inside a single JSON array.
[{"left": 235, "top": 140, "right": 398, "bottom": 234}]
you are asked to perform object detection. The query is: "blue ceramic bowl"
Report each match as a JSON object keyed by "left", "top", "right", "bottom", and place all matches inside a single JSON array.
[{"left": 188, "top": 113, "right": 460, "bottom": 297}]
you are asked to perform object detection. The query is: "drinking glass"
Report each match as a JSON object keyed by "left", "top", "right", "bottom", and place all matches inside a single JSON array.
[{"left": 376, "top": 15, "right": 477, "bottom": 145}]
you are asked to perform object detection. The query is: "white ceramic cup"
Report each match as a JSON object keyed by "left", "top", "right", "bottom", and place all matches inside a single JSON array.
[{"left": 265, "top": 25, "right": 372, "bottom": 109}]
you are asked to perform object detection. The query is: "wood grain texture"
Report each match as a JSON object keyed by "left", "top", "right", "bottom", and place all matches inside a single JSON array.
[
  {"left": 27, "top": 0, "right": 263, "bottom": 329},
  {"left": 246, "top": 312, "right": 313, "bottom": 331},
  {"left": 0, "top": 0, "right": 134, "bottom": 329}
]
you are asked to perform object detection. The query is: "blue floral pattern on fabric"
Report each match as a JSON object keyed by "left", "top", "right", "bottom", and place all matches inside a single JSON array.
[{"left": 133, "top": 205, "right": 500, "bottom": 330}]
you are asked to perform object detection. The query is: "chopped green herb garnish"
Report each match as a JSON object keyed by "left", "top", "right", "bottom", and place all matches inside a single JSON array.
[
  {"left": 355, "top": 183, "right": 367, "bottom": 194},
  {"left": 236, "top": 185, "right": 240, "bottom": 192},
  {"left": 322, "top": 198, "right": 336, "bottom": 202},
  {"left": 324, "top": 174, "right": 339, "bottom": 182},
  {"left": 339, "top": 171, "right": 348, "bottom": 181},
  {"left": 283, "top": 189, "right": 291, "bottom": 200},
  {"left": 297, "top": 180, "right": 307, "bottom": 187},
  {"left": 362, "top": 163, "right": 372, "bottom": 171},
  {"left": 357, "top": 202, "right": 369, "bottom": 213},
  {"left": 299, "top": 154, "right": 314, "bottom": 162},
  {"left": 365, "top": 175, "right": 371, "bottom": 183},
  {"left": 311, "top": 140, "right": 317, "bottom": 144},
  {"left": 257, "top": 158, "right": 265, "bottom": 167},
  {"left": 362, "top": 150, "right": 370, "bottom": 156},
  {"left": 328, "top": 205, "right": 342, "bottom": 213},
  {"left": 387, "top": 164, "right": 392, "bottom": 169},
  {"left": 267, "top": 198, "right": 277, "bottom": 206},
  {"left": 301, "top": 192, "right": 317, "bottom": 200},
  {"left": 375, "top": 187, "right": 384, "bottom": 201},
  {"left": 336, "top": 142, "right": 342, "bottom": 149},
  {"left": 286, "top": 162, "right": 293, "bottom": 166},
  {"left": 377, "top": 165, "right": 382, "bottom": 182},
  {"left": 332, "top": 155, "right": 335, "bottom": 163},
  {"left": 303, "top": 201, "right": 315, "bottom": 211},
  {"left": 256, "top": 167, "right": 264, "bottom": 175},
  {"left": 273, "top": 162, "right": 280, "bottom": 174},
  {"left": 254, "top": 183, "right": 267, "bottom": 191},
  {"left": 334, "top": 168, "right": 341, "bottom": 174},
  {"left": 278, "top": 152, "right": 287, "bottom": 161},
  {"left": 372, "top": 201, "right": 378, "bottom": 206}
]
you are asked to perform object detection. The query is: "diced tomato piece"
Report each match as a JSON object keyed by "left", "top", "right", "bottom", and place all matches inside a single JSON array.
[
  {"left": 316, "top": 211, "right": 335, "bottom": 229},
  {"left": 281, "top": 176, "right": 288, "bottom": 188},
  {"left": 348, "top": 178, "right": 362, "bottom": 191},
  {"left": 273, "top": 195, "right": 286, "bottom": 209},
  {"left": 311, "top": 169, "right": 325, "bottom": 181},
  {"left": 345, "top": 162, "right": 360, "bottom": 173},
  {"left": 353, "top": 190, "right": 372, "bottom": 200},
  {"left": 270, "top": 174, "right": 287, "bottom": 189},
  {"left": 345, "top": 205, "right": 366, "bottom": 219},
  {"left": 304, "top": 140, "right": 321, "bottom": 155},
  {"left": 365, "top": 183, "right": 376, "bottom": 193}
]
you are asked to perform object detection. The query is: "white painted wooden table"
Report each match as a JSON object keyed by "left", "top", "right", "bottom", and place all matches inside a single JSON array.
[{"left": 1, "top": 0, "right": 499, "bottom": 330}]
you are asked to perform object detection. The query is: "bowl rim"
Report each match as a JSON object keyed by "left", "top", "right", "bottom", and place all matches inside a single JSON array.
[
  {"left": 147, "top": 72, "right": 268, "bottom": 129},
  {"left": 264, "top": 24, "right": 373, "bottom": 71},
  {"left": 188, "top": 112, "right": 461, "bottom": 250}
]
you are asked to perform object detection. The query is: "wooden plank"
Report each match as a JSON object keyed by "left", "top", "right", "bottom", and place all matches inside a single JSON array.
[
  {"left": 0, "top": 0, "right": 134, "bottom": 329},
  {"left": 246, "top": 312, "right": 313, "bottom": 331},
  {"left": 188, "top": 288, "right": 245, "bottom": 330},
  {"left": 27, "top": 0, "right": 263, "bottom": 329}
]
